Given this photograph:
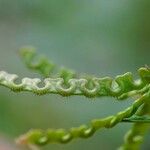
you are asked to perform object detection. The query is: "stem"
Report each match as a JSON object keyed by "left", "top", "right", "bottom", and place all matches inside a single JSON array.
[
  {"left": 16, "top": 93, "right": 148, "bottom": 146},
  {"left": 119, "top": 98, "right": 150, "bottom": 150},
  {"left": 122, "top": 115, "right": 150, "bottom": 123}
]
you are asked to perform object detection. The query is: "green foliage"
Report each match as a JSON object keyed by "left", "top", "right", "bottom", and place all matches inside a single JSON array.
[
  {"left": 0, "top": 48, "right": 150, "bottom": 150},
  {"left": 119, "top": 102, "right": 150, "bottom": 150}
]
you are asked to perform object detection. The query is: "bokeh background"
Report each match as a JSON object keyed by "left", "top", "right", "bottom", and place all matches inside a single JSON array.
[{"left": 0, "top": 0, "right": 150, "bottom": 150}]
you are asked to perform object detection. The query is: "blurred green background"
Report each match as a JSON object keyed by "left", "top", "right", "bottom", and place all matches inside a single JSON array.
[{"left": 0, "top": 0, "right": 150, "bottom": 150}]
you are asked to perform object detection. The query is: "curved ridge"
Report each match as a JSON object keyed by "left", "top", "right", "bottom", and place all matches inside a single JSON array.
[{"left": 0, "top": 67, "right": 149, "bottom": 99}]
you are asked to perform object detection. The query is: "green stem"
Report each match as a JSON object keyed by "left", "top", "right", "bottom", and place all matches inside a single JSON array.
[
  {"left": 122, "top": 115, "right": 150, "bottom": 123},
  {"left": 16, "top": 93, "right": 149, "bottom": 147},
  {"left": 0, "top": 70, "right": 149, "bottom": 99},
  {"left": 119, "top": 97, "right": 150, "bottom": 150}
]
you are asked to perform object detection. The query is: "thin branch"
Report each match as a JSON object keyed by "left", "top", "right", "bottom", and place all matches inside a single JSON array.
[
  {"left": 16, "top": 93, "right": 149, "bottom": 146},
  {"left": 122, "top": 115, "right": 150, "bottom": 123}
]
